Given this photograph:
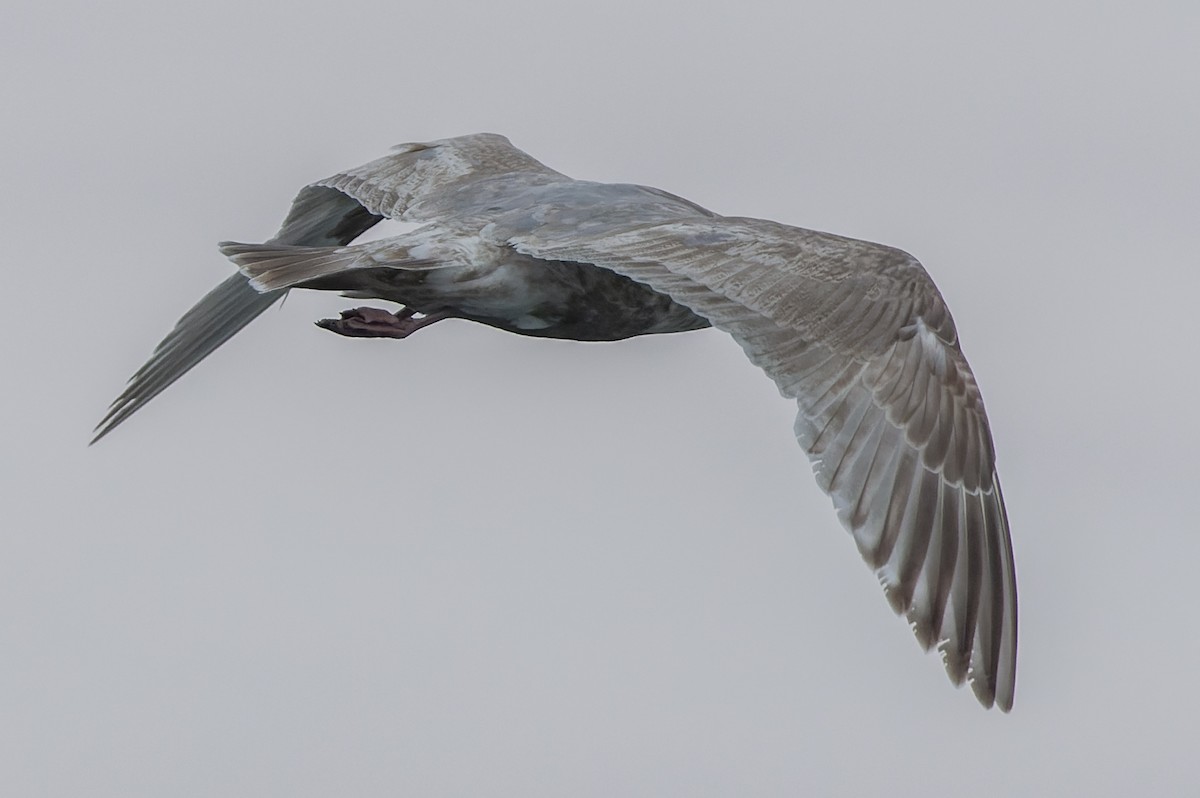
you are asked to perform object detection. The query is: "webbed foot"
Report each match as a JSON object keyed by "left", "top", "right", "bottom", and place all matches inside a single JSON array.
[{"left": 315, "top": 307, "right": 449, "bottom": 339}]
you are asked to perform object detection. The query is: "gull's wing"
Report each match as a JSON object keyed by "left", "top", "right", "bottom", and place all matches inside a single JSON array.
[
  {"left": 310, "top": 132, "right": 565, "bottom": 222},
  {"left": 92, "top": 187, "right": 381, "bottom": 443},
  {"left": 94, "top": 133, "right": 556, "bottom": 442},
  {"left": 502, "top": 216, "right": 1017, "bottom": 710}
]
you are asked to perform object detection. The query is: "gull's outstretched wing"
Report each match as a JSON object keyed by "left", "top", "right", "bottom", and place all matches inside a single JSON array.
[
  {"left": 92, "top": 188, "right": 381, "bottom": 443},
  {"left": 502, "top": 216, "right": 1017, "bottom": 710}
]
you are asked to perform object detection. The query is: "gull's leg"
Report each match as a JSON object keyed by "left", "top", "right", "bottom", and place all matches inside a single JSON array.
[{"left": 315, "top": 307, "right": 451, "bottom": 339}]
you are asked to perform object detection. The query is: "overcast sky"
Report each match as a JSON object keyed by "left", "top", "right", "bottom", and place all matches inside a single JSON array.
[{"left": 3, "top": 1, "right": 1198, "bottom": 795}]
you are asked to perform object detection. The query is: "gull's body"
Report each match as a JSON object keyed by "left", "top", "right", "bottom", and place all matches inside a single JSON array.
[{"left": 96, "top": 133, "right": 1017, "bottom": 710}]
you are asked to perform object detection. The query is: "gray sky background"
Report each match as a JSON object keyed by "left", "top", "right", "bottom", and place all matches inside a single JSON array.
[{"left": 3, "top": 1, "right": 1198, "bottom": 795}]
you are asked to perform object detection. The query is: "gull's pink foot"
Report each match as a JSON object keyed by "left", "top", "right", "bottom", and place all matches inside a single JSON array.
[{"left": 316, "top": 307, "right": 449, "bottom": 339}]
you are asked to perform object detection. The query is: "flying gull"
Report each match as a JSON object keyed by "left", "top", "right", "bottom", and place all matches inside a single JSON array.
[{"left": 95, "top": 133, "right": 1017, "bottom": 710}]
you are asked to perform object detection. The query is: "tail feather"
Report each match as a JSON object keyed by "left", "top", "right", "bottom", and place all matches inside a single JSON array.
[{"left": 219, "top": 241, "right": 374, "bottom": 292}]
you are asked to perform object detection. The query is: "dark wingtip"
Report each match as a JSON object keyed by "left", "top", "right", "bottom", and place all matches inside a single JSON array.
[
  {"left": 939, "top": 640, "right": 970, "bottom": 687},
  {"left": 89, "top": 401, "right": 125, "bottom": 446},
  {"left": 969, "top": 671, "right": 998, "bottom": 710}
]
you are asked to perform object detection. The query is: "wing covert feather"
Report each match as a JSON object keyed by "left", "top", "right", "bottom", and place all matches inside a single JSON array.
[{"left": 311, "top": 133, "right": 564, "bottom": 222}]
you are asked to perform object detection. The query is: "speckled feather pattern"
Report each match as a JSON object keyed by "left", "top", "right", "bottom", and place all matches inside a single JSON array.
[{"left": 97, "top": 133, "right": 1016, "bottom": 711}]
